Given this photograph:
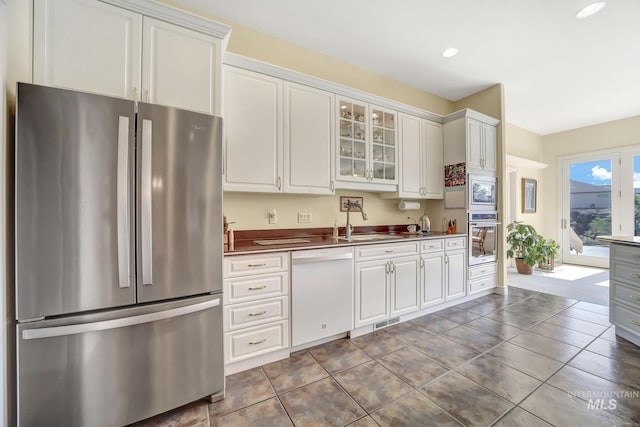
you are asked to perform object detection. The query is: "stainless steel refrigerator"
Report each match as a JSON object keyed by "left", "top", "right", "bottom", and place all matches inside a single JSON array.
[{"left": 15, "top": 83, "right": 224, "bottom": 426}]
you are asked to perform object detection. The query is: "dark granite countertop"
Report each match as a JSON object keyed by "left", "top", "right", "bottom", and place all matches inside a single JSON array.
[
  {"left": 225, "top": 225, "right": 465, "bottom": 255},
  {"left": 596, "top": 235, "right": 640, "bottom": 247}
]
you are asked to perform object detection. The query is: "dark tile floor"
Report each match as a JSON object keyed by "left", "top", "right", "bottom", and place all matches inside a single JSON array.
[{"left": 132, "top": 287, "right": 640, "bottom": 426}]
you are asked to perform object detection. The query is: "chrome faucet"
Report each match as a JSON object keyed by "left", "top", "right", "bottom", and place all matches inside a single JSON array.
[{"left": 345, "top": 201, "right": 368, "bottom": 239}]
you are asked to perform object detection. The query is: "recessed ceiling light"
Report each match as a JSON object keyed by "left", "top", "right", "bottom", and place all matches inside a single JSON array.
[
  {"left": 576, "top": 1, "right": 606, "bottom": 18},
  {"left": 442, "top": 47, "right": 458, "bottom": 58}
]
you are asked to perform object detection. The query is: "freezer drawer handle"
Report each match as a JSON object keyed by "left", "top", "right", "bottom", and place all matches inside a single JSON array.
[
  {"left": 21, "top": 298, "right": 220, "bottom": 340},
  {"left": 141, "top": 119, "right": 153, "bottom": 285},
  {"left": 248, "top": 338, "right": 267, "bottom": 345},
  {"left": 117, "top": 116, "right": 131, "bottom": 288}
]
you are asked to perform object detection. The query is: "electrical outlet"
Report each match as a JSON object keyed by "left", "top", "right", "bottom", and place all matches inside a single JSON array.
[{"left": 297, "top": 212, "right": 312, "bottom": 223}]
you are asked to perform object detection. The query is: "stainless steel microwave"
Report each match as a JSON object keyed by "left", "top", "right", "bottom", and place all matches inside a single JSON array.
[{"left": 468, "top": 174, "right": 497, "bottom": 211}]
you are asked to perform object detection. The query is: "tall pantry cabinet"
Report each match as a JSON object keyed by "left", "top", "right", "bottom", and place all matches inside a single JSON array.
[{"left": 32, "top": 0, "right": 229, "bottom": 115}]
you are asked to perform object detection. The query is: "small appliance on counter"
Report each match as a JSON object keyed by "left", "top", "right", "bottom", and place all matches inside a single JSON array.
[{"left": 419, "top": 214, "right": 431, "bottom": 233}]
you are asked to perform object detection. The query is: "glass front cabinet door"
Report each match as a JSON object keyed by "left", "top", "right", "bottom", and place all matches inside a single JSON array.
[{"left": 336, "top": 96, "right": 397, "bottom": 188}]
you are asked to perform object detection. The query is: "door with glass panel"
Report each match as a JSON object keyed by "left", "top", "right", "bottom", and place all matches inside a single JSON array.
[{"left": 561, "top": 154, "right": 620, "bottom": 268}]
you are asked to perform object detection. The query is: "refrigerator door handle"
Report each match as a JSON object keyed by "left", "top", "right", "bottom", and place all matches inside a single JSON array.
[
  {"left": 141, "top": 118, "right": 153, "bottom": 286},
  {"left": 21, "top": 298, "right": 221, "bottom": 340},
  {"left": 117, "top": 116, "right": 131, "bottom": 289}
]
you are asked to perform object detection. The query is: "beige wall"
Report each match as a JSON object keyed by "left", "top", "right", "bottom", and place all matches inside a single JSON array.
[
  {"left": 225, "top": 190, "right": 430, "bottom": 231},
  {"left": 541, "top": 115, "right": 640, "bottom": 243},
  {"left": 505, "top": 123, "right": 546, "bottom": 235},
  {"left": 506, "top": 123, "right": 544, "bottom": 163}
]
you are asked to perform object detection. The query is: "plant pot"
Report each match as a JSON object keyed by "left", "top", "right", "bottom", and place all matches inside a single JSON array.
[{"left": 515, "top": 258, "right": 533, "bottom": 275}]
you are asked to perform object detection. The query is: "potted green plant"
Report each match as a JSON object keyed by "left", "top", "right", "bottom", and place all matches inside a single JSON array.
[
  {"left": 537, "top": 236, "right": 559, "bottom": 271},
  {"left": 506, "top": 221, "right": 543, "bottom": 275}
]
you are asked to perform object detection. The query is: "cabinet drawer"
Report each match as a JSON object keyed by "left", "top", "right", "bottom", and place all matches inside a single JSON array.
[
  {"left": 355, "top": 242, "right": 419, "bottom": 261},
  {"left": 610, "top": 260, "right": 640, "bottom": 287},
  {"left": 224, "top": 296, "right": 288, "bottom": 331},
  {"left": 224, "top": 272, "right": 288, "bottom": 305},
  {"left": 421, "top": 239, "right": 445, "bottom": 254},
  {"left": 224, "top": 252, "right": 288, "bottom": 277},
  {"left": 611, "top": 281, "right": 640, "bottom": 310},
  {"left": 469, "top": 274, "right": 496, "bottom": 294},
  {"left": 469, "top": 263, "right": 497, "bottom": 279},
  {"left": 611, "top": 302, "right": 640, "bottom": 337},
  {"left": 612, "top": 244, "right": 640, "bottom": 266},
  {"left": 224, "top": 320, "right": 289, "bottom": 363},
  {"left": 446, "top": 237, "right": 466, "bottom": 250}
]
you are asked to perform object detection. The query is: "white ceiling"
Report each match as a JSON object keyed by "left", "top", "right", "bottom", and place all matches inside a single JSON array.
[{"left": 175, "top": 0, "right": 640, "bottom": 135}]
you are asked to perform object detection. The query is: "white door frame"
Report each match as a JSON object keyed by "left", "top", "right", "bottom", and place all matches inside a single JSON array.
[{"left": 558, "top": 146, "right": 640, "bottom": 267}]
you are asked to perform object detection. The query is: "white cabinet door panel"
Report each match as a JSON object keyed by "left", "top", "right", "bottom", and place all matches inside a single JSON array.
[
  {"left": 446, "top": 250, "right": 467, "bottom": 300},
  {"left": 421, "top": 253, "right": 445, "bottom": 308},
  {"left": 284, "top": 82, "right": 334, "bottom": 195},
  {"left": 142, "top": 17, "right": 220, "bottom": 115},
  {"left": 423, "top": 121, "right": 443, "bottom": 198},
  {"left": 466, "top": 118, "right": 483, "bottom": 171},
  {"left": 398, "top": 114, "right": 422, "bottom": 198},
  {"left": 223, "top": 67, "right": 282, "bottom": 192},
  {"left": 390, "top": 257, "right": 419, "bottom": 317},
  {"left": 33, "top": 0, "right": 142, "bottom": 99},
  {"left": 355, "top": 261, "right": 389, "bottom": 327},
  {"left": 483, "top": 123, "right": 497, "bottom": 172}
]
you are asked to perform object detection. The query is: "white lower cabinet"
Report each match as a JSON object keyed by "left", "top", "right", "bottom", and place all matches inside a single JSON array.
[
  {"left": 223, "top": 253, "right": 289, "bottom": 366},
  {"left": 420, "top": 248, "right": 445, "bottom": 308},
  {"left": 354, "top": 242, "right": 419, "bottom": 328},
  {"left": 468, "top": 263, "right": 497, "bottom": 294},
  {"left": 355, "top": 261, "right": 390, "bottom": 327},
  {"left": 445, "top": 238, "right": 467, "bottom": 301}
]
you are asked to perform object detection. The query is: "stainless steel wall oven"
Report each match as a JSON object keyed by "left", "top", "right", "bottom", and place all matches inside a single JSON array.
[{"left": 468, "top": 212, "right": 499, "bottom": 265}]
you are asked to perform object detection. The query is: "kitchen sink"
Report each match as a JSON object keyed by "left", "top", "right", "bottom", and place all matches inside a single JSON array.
[{"left": 338, "top": 234, "right": 400, "bottom": 242}]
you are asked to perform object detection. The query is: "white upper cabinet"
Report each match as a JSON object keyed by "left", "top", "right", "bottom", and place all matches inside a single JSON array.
[
  {"left": 142, "top": 17, "right": 221, "bottom": 114},
  {"left": 33, "top": 0, "right": 228, "bottom": 114},
  {"left": 223, "top": 69, "right": 335, "bottom": 194},
  {"left": 444, "top": 110, "right": 499, "bottom": 176},
  {"left": 284, "top": 82, "right": 335, "bottom": 195},
  {"left": 33, "top": 0, "right": 142, "bottom": 99},
  {"left": 223, "top": 67, "right": 283, "bottom": 193},
  {"left": 336, "top": 97, "right": 397, "bottom": 191},
  {"left": 398, "top": 114, "right": 443, "bottom": 199},
  {"left": 398, "top": 114, "right": 422, "bottom": 199},
  {"left": 423, "top": 120, "right": 444, "bottom": 198}
]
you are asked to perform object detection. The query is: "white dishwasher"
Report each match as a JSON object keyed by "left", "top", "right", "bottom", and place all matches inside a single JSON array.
[{"left": 291, "top": 246, "right": 354, "bottom": 347}]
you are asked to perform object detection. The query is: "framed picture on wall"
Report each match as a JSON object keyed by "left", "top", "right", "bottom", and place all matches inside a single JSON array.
[{"left": 522, "top": 178, "right": 537, "bottom": 213}]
